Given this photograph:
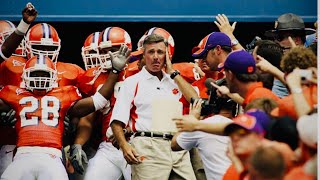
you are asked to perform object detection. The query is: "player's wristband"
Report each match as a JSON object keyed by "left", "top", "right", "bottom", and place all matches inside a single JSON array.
[
  {"left": 15, "top": 19, "right": 30, "bottom": 35},
  {"left": 91, "top": 91, "right": 110, "bottom": 111}
]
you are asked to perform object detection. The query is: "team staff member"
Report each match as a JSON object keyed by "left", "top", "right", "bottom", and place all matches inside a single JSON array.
[
  {"left": 111, "top": 34, "right": 198, "bottom": 180},
  {"left": 171, "top": 98, "right": 237, "bottom": 180}
]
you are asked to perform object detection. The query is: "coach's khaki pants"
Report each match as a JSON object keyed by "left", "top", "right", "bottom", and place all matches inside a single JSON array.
[{"left": 131, "top": 137, "right": 196, "bottom": 180}]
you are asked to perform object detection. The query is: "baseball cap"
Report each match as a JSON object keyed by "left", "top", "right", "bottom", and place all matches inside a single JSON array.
[
  {"left": 246, "top": 109, "right": 271, "bottom": 131},
  {"left": 218, "top": 50, "right": 256, "bottom": 74},
  {"left": 265, "top": 13, "right": 316, "bottom": 38},
  {"left": 224, "top": 113, "right": 265, "bottom": 136},
  {"left": 297, "top": 113, "right": 317, "bottom": 149},
  {"left": 192, "top": 32, "right": 231, "bottom": 58}
]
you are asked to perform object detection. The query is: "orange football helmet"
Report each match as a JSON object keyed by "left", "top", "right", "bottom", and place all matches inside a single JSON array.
[
  {"left": 0, "top": 20, "right": 15, "bottom": 45},
  {"left": 22, "top": 54, "right": 57, "bottom": 93},
  {"left": 98, "top": 27, "right": 132, "bottom": 69},
  {"left": 0, "top": 20, "right": 26, "bottom": 57},
  {"left": 25, "top": 23, "right": 61, "bottom": 63},
  {"left": 81, "top": 32, "right": 101, "bottom": 70},
  {"left": 132, "top": 27, "right": 175, "bottom": 57}
]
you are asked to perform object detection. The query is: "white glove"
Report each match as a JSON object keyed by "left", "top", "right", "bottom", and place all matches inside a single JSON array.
[
  {"left": 70, "top": 144, "right": 88, "bottom": 175},
  {"left": 109, "top": 44, "right": 131, "bottom": 73}
]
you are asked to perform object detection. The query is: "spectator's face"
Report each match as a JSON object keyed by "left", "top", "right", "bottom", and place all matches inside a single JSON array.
[
  {"left": 198, "top": 59, "right": 210, "bottom": 73},
  {"left": 143, "top": 42, "right": 166, "bottom": 73},
  {"left": 277, "top": 38, "right": 292, "bottom": 54},
  {"left": 229, "top": 128, "right": 261, "bottom": 158},
  {"left": 203, "top": 48, "right": 220, "bottom": 71},
  {"left": 276, "top": 34, "right": 303, "bottom": 54},
  {"left": 225, "top": 70, "right": 237, "bottom": 93}
]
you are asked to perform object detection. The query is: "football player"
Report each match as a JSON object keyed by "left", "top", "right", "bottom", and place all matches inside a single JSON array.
[
  {"left": 73, "top": 27, "right": 133, "bottom": 179},
  {"left": 0, "top": 45, "right": 129, "bottom": 179},
  {"left": 0, "top": 3, "right": 37, "bottom": 175},
  {"left": 24, "top": 23, "right": 85, "bottom": 87}
]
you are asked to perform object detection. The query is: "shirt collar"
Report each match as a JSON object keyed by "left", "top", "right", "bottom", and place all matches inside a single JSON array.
[
  {"left": 141, "top": 66, "right": 170, "bottom": 81},
  {"left": 242, "top": 82, "right": 264, "bottom": 107},
  {"left": 245, "top": 82, "right": 263, "bottom": 97}
]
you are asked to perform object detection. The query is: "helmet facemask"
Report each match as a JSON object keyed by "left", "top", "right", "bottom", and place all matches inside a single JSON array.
[
  {"left": 23, "top": 65, "right": 57, "bottom": 93},
  {"left": 99, "top": 44, "right": 121, "bottom": 71},
  {"left": 82, "top": 32, "right": 101, "bottom": 70},
  {"left": 27, "top": 43, "right": 60, "bottom": 64},
  {"left": 81, "top": 46, "right": 100, "bottom": 70},
  {"left": 25, "top": 23, "right": 61, "bottom": 63},
  {"left": 0, "top": 20, "right": 15, "bottom": 45},
  {"left": 0, "top": 29, "right": 14, "bottom": 45}
]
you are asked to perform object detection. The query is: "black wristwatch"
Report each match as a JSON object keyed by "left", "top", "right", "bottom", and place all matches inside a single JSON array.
[{"left": 170, "top": 70, "right": 180, "bottom": 79}]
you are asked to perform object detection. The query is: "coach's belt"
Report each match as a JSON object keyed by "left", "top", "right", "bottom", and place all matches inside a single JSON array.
[{"left": 133, "top": 131, "right": 174, "bottom": 140}]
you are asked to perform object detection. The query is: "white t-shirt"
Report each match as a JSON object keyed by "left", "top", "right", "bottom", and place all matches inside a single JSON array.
[
  {"left": 176, "top": 115, "right": 232, "bottom": 180},
  {"left": 110, "top": 67, "right": 184, "bottom": 132}
]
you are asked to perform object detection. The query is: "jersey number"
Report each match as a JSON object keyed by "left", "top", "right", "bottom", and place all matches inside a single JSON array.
[{"left": 19, "top": 96, "right": 60, "bottom": 127}]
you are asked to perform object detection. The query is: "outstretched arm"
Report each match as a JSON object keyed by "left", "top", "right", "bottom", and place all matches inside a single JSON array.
[
  {"left": 214, "top": 14, "right": 244, "bottom": 50},
  {"left": 173, "top": 114, "right": 231, "bottom": 135},
  {"left": 0, "top": 3, "right": 37, "bottom": 62},
  {"left": 165, "top": 48, "right": 198, "bottom": 102},
  {"left": 68, "top": 44, "right": 130, "bottom": 118}
]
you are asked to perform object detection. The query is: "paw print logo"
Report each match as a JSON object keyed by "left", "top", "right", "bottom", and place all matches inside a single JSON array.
[{"left": 172, "top": 88, "right": 179, "bottom": 95}]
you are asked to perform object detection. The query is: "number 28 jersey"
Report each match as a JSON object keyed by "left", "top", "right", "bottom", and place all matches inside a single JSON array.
[{"left": 0, "top": 85, "right": 82, "bottom": 149}]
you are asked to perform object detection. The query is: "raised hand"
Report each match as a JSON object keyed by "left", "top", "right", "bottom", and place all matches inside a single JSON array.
[
  {"left": 165, "top": 47, "right": 174, "bottom": 74},
  {"left": 214, "top": 14, "right": 236, "bottom": 37},
  {"left": 22, "top": 2, "right": 38, "bottom": 24},
  {"left": 210, "top": 82, "right": 230, "bottom": 97},
  {"left": 256, "top": 55, "right": 274, "bottom": 73},
  {"left": 189, "top": 98, "right": 203, "bottom": 119},
  {"left": 109, "top": 44, "right": 131, "bottom": 73}
]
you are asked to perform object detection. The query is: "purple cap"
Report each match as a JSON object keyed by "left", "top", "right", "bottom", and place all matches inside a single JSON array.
[
  {"left": 192, "top": 32, "right": 231, "bottom": 58},
  {"left": 246, "top": 109, "right": 271, "bottom": 131},
  {"left": 224, "top": 113, "right": 265, "bottom": 135},
  {"left": 219, "top": 50, "right": 256, "bottom": 74}
]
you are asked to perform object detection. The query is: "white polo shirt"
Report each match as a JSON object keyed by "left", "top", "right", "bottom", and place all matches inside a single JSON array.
[
  {"left": 176, "top": 115, "right": 232, "bottom": 180},
  {"left": 110, "top": 67, "right": 184, "bottom": 132}
]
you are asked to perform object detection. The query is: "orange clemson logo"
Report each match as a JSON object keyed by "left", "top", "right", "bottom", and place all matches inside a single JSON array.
[
  {"left": 247, "top": 66, "right": 254, "bottom": 73},
  {"left": 172, "top": 88, "right": 179, "bottom": 95}
]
